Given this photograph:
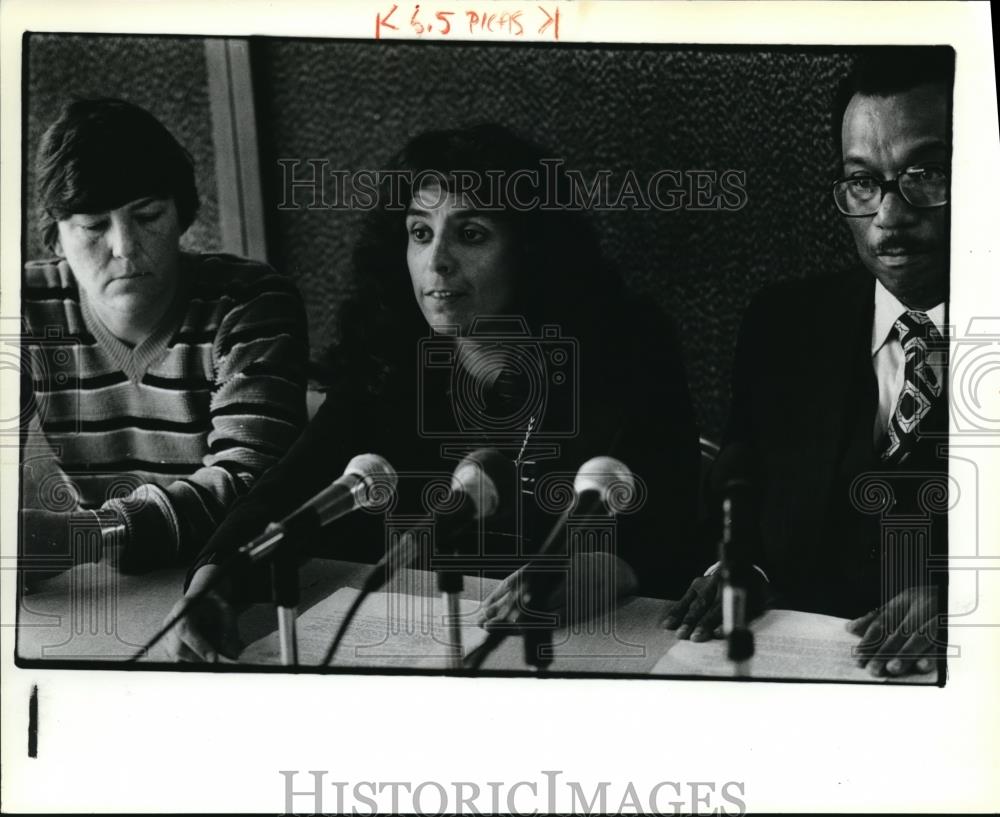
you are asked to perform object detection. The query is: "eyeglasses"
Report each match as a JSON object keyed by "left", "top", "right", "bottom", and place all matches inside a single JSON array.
[{"left": 832, "top": 164, "right": 950, "bottom": 217}]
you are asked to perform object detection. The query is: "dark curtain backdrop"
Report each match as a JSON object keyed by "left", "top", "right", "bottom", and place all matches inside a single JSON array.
[{"left": 24, "top": 34, "right": 861, "bottom": 443}]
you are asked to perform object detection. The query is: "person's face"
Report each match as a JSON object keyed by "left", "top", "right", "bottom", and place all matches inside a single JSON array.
[
  {"left": 840, "top": 83, "right": 951, "bottom": 309},
  {"left": 405, "top": 183, "right": 519, "bottom": 334},
  {"left": 55, "top": 196, "right": 182, "bottom": 324}
]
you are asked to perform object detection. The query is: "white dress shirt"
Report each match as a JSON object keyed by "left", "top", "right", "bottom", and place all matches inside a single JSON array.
[{"left": 870, "top": 280, "right": 946, "bottom": 444}]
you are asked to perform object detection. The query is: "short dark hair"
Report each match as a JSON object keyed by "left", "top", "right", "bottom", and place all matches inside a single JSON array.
[
  {"left": 36, "top": 98, "right": 199, "bottom": 252},
  {"left": 832, "top": 46, "right": 956, "bottom": 161}
]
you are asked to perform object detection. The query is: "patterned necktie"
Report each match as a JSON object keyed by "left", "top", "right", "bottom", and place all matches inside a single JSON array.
[{"left": 881, "top": 310, "right": 944, "bottom": 465}]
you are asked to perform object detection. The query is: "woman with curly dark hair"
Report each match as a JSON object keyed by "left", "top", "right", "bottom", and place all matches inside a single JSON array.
[
  {"left": 164, "top": 123, "right": 700, "bottom": 662},
  {"left": 324, "top": 124, "right": 618, "bottom": 395}
]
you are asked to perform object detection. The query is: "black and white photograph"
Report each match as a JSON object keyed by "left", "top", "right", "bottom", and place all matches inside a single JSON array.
[{"left": 2, "top": 1, "right": 998, "bottom": 814}]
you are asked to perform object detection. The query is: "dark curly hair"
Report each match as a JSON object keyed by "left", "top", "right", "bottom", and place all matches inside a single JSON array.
[
  {"left": 36, "top": 97, "right": 200, "bottom": 253},
  {"left": 320, "top": 123, "right": 625, "bottom": 398}
]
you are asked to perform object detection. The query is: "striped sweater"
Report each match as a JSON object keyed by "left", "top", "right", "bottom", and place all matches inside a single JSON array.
[{"left": 21, "top": 252, "right": 309, "bottom": 567}]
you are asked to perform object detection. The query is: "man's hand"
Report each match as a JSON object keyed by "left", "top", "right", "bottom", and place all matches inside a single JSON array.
[
  {"left": 161, "top": 565, "right": 243, "bottom": 662},
  {"left": 662, "top": 569, "right": 766, "bottom": 641},
  {"left": 846, "top": 585, "right": 941, "bottom": 677}
]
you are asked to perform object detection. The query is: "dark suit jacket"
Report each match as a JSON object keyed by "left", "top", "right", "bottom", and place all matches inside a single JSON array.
[{"left": 723, "top": 269, "right": 948, "bottom": 618}]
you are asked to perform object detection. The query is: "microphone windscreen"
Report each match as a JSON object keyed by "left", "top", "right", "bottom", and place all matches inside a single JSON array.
[
  {"left": 450, "top": 448, "right": 515, "bottom": 519},
  {"left": 344, "top": 454, "right": 398, "bottom": 510},
  {"left": 573, "top": 456, "right": 633, "bottom": 503}
]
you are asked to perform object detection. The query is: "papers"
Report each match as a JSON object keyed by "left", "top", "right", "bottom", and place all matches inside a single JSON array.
[
  {"left": 241, "top": 587, "right": 489, "bottom": 669},
  {"left": 651, "top": 609, "right": 938, "bottom": 683}
]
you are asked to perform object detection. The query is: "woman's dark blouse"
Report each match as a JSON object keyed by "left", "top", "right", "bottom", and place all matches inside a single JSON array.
[{"left": 187, "top": 294, "right": 701, "bottom": 600}]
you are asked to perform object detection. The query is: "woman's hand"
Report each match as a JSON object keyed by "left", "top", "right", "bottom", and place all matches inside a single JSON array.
[
  {"left": 161, "top": 565, "right": 244, "bottom": 662},
  {"left": 478, "top": 552, "right": 638, "bottom": 630},
  {"left": 20, "top": 509, "right": 103, "bottom": 587},
  {"left": 477, "top": 565, "right": 559, "bottom": 631}
]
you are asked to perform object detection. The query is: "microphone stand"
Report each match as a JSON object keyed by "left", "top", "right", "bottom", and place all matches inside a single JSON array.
[
  {"left": 720, "top": 496, "right": 755, "bottom": 678},
  {"left": 466, "top": 497, "right": 598, "bottom": 672},
  {"left": 522, "top": 620, "right": 555, "bottom": 673},
  {"left": 727, "top": 626, "right": 754, "bottom": 678},
  {"left": 263, "top": 511, "right": 323, "bottom": 668},
  {"left": 437, "top": 569, "right": 464, "bottom": 670},
  {"left": 270, "top": 542, "right": 300, "bottom": 667},
  {"left": 436, "top": 506, "right": 482, "bottom": 670}
]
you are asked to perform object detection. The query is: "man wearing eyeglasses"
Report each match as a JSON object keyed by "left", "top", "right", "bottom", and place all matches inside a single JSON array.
[{"left": 665, "top": 47, "right": 952, "bottom": 679}]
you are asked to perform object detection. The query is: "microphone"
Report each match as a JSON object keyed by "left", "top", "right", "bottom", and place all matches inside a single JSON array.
[
  {"left": 366, "top": 448, "right": 514, "bottom": 594},
  {"left": 129, "top": 454, "right": 398, "bottom": 664},
  {"left": 711, "top": 444, "right": 757, "bottom": 672},
  {"left": 433, "top": 449, "right": 515, "bottom": 668},
  {"left": 319, "top": 449, "right": 513, "bottom": 667},
  {"left": 465, "top": 456, "right": 635, "bottom": 671},
  {"left": 241, "top": 454, "right": 398, "bottom": 563},
  {"left": 529, "top": 456, "right": 635, "bottom": 580},
  {"left": 433, "top": 448, "right": 514, "bottom": 557}
]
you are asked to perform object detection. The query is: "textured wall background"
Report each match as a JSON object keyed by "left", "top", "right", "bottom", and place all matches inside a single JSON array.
[
  {"left": 24, "top": 35, "right": 861, "bottom": 442},
  {"left": 24, "top": 34, "right": 221, "bottom": 259},
  {"left": 253, "top": 40, "right": 859, "bottom": 441}
]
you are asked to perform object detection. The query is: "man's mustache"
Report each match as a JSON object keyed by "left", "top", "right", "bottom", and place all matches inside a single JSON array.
[{"left": 873, "top": 236, "right": 940, "bottom": 254}]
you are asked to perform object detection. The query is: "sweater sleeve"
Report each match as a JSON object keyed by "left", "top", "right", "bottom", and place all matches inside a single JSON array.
[
  {"left": 183, "top": 389, "right": 360, "bottom": 594},
  {"left": 104, "top": 267, "right": 310, "bottom": 569},
  {"left": 20, "top": 409, "right": 85, "bottom": 514}
]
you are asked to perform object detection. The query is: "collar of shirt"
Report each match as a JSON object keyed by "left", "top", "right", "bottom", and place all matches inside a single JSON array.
[{"left": 871, "top": 278, "right": 947, "bottom": 356}]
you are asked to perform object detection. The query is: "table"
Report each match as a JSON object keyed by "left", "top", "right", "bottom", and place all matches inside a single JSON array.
[
  {"left": 15, "top": 559, "right": 670, "bottom": 673},
  {"left": 14, "top": 560, "right": 936, "bottom": 683}
]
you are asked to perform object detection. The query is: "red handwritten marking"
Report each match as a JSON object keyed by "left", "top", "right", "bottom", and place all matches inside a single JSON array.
[
  {"left": 465, "top": 10, "right": 524, "bottom": 35},
  {"left": 436, "top": 10, "right": 454, "bottom": 34},
  {"left": 538, "top": 5, "right": 559, "bottom": 39},
  {"left": 411, "top": 4, "right": 424, "bottom": 33},
  {"left": 375, "top": 4, "right": 399, "bottom": 39},
  {"left": 375, "top": 5, "right": 557, "bottom": 39}
]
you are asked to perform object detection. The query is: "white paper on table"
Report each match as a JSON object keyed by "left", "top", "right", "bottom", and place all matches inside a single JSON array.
[
  {"left": 240, "top": 587, "right": 489, "bottom": 669},
  {"left": 651, "top": 609, "right": 937, "bottom": 683}
]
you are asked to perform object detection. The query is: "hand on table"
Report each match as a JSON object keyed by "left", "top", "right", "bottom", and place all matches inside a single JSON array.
[
  {"left": 20, "top": 509, "right": 74, "bottom": 556},
  {"left": 162, "top": 565, "right": 244, "bottom": 662},
  {"left": 477, "top": 564, "right": 565, "bottom": 631},
  {"left": 846, "top": 585, "right": 941, "bottom": 677},
  {"left": 20, "top": 509, "right": 102, "bottom": 586},
  {"left": 478, "top": 553, "right": 637, "bottom": 630},
  {"left": 662, "top": 570, "right": 765, "bottom": 641},
  {"left": 20, "top": 507, "right": 128, "bottom": 562}
]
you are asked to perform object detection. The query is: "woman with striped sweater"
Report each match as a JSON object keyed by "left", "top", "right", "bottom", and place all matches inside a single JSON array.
[{"left": 20, "top": 98, "right": 308, "bottom": 578}]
